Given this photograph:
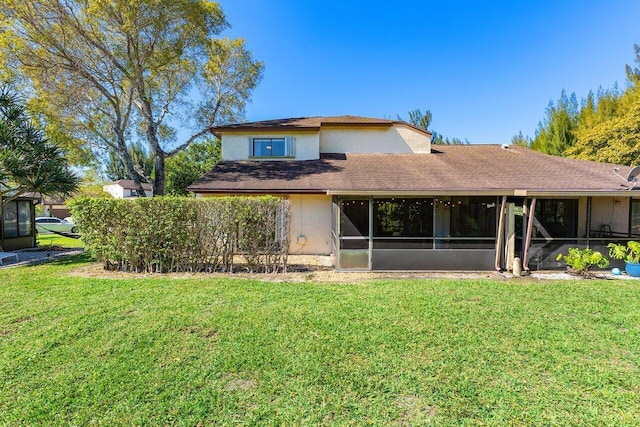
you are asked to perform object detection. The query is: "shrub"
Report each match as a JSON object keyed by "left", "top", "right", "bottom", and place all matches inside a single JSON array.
[
  {"left": 556, "top": 247, "right": 609, "bottom": 276},
  {"left": 607, "top": 241, "right": 640, "bottom": 264},
  {"left": 68, "top": 196, "right": 290, "bottom": 273}
]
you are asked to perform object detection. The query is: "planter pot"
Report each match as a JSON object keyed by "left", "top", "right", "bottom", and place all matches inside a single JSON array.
[{"left": 625, "top": 262, "right": 640, "bottom": 277}]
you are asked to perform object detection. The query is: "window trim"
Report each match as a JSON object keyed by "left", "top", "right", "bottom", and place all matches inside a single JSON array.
[{"left": 249, "top": 137, "right": 295, "bottom": 158}]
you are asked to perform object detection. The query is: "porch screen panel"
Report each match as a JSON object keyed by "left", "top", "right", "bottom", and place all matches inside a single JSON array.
[
  {"left": 18, "top": 201, "right": 32, "bottom": 237},
  {"left": 339, "top": 199, "right": 370, "bottom": 269},
  {"left": 3, "top": 201, "right": 18, "bottom": 238},
  {"left": 534, "top": 199, "right": 578, "bottom": 238},
  {"left": 631, "top": 200, "right": 640, "bottom": 236},
  {"left": 340, "top": 200, "right": 369, "bottom": 237},
  {"left": 373, "top": 198, "right": 433, "bottom": 249}
]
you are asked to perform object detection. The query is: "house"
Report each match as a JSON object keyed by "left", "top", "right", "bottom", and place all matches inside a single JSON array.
[
  {"left": 1, "top": 195, "right": 38, "bottom": 251},
  {"left": 103, "top": 180, "right": 153, "bottom": 198},
  {"left": 188, "top": 115, "right": 638, "bottom": 271},
  {"left": 41, "top": 195, "right": 71, "bottom": 219}
]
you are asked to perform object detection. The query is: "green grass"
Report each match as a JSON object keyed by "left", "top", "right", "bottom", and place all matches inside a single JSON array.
[
  {"left": 36, "top": 233, "right": 83, "bottom": 248},
  {"left": 1, "top": 257, "right": 640, "bottom": 425}
]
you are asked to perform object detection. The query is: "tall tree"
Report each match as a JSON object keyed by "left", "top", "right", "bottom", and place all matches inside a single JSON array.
[
  {"left": 2, "top": 0, "right": 263, "bottom": 195},
  {"left": 0, "top": 88, "right": 79, "bottom": 209},
  {"left": 529, "top": 90, "right": 580, "bottom": 156}
]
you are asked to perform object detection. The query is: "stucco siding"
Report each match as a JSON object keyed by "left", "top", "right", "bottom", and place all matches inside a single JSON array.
[
  {"left": 288, "top": 194, "right": 333, "bottom": 255},
  {"left": 319, "top": 126, "right": 430, "bottom": 154},
  {"left": 221, "top": 132, "right": 320, "bottom": 161},
  {"left": 590, "top": 196, "right": 630, "bottom": 235}
]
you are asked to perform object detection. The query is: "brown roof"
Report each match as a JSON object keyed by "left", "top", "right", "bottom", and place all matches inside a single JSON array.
[
  {"left": 188, "top": 145, "right": 635, "bottom": 196},
  {"left": 107, "top": 179, "right": 153, "bottom": 191},
  {"left": 211, "top": 115, "right": 432, "bottom": 136}
]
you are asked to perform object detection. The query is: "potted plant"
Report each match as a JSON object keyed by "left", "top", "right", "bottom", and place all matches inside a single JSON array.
[
  {"left": 607, "top": 241, "right": 640, "bottom": 277},
  {"left": 556, "top": 248, "right": 609, "bottom": 277}
]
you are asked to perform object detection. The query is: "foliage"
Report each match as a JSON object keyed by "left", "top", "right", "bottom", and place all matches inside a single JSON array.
[
  {"left": 165, "top": 138, "right": 220, "bottom": 195},
  {"left": 0, "top": 87, "right": 79, "bottom": 208},
  {"left": 2, "top": 0, "right": 264, "bottom": 195},
  {"left": 68, "top": 196, "right": 289, "bottom": 273},
  {"left": 556, "top": 247, "right": 609, "bottom": 276},
  {"left": 529, "top": 90, "right": 580, "bottom": 156},
  {"left": 566, "top": 92, "right": 640, "bottom": 165},
  {"left": 511, "top": 130, "right": 531, "bottom": 146},
  {"left": 608, "top": 241, "right": 640, "bottom": 264},
  {"left": 2, "top": 262, "right": 640, "bottom": 425},
  {"left": 518, "top": 44, "right": 640, "bottom": 164},
  {"left": 104, "top": 141, "right": 154, "bottom": 182}
]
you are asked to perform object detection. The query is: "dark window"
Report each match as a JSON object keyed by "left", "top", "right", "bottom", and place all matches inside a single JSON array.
[
  {"left": 450, "top": 196, "right": 497, "bottom": 237},
  {"left": 534, "top": 199, "right": 578, "bottom": 238},
  {"left": 340, "top": 199, "right": 369, "bottom": 237},
  {"left": 252, "top": 138, "right": 287, "bottom": 157},
  {"left": 373, "top": 198, "right": 433, "bottom": 237}
]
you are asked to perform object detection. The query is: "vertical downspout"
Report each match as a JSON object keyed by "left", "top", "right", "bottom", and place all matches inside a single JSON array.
[
  {"left": 522, "top": 198, "right": 537, "bottom": 271},
  {"left": 586, "top": 197, "right": 592, "bottom": 248},
  {"left": 495, "top": 195, "right": 508, "bottom": 271}
]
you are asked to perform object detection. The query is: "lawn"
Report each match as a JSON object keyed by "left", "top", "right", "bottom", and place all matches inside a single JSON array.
[
  {"left": 36, "top": 233, "right": 83, "bottom": 249},
  {"left": 1, "top": 257, "right": 639, "bottom": 425}
]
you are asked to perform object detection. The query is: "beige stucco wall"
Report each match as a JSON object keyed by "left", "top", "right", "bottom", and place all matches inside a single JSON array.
[
  {"left": 589, "top": 196, "right": 630, "bottom": 235},
  {"left": 319, "top": 126, "right": 430, "bottom": 154},
  {"left": 288, "top": 194, "right": 333, "bottom": 255},
  {"left": 221, "top": 132, "right": 320, "bottom": 161}
]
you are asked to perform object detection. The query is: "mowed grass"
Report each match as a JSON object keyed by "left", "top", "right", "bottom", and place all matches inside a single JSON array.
[
  {"left": 36, "top": 233, "right": 83, "bottom": 248},
  {"left": 1, "top": 257, "right": 640, "bottom": 425}
]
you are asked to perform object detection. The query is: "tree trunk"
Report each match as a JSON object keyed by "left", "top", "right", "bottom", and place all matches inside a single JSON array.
[
  {"left": 116, "top": 132, "right": 147, "bottom": 197},
  {"left": 154, "top": 152, "right": 165, "bottom": 197}
]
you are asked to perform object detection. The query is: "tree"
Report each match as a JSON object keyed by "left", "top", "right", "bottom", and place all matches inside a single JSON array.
[
  {"left": 0, "top": 88, "right": 79, "bottom": 210},
  {"left": 565, "top": 101, "right": 640, "bottom": 165},
  {"left": 104, "top": 141, "right": 154, "bottom": 182},
  {"left": 165, "top": 137, "right": 221, "bottom": 195},
  {"left": 403, "top": 108, "right": 468, "bottom": 144},
  {"left": 529, "top": 90, "right": 580, "bottom": 156},
  {"left": 2, "top": 0, "right": 264, "bottom": 195},
  {"left": 511, "top": 131, "right": 531, "bottom": 147}
]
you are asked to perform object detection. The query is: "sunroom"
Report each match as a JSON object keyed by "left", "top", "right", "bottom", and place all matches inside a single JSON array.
[{"left": 334, "top": 194, "right": 640, "bottom": 271}]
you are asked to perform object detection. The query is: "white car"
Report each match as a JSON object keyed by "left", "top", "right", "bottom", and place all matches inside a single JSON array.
[{"left": 35, "top": 217, "right": 77, "bottom": 234}]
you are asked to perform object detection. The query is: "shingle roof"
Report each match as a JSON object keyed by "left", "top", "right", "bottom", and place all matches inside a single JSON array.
[
  {"left": 107, "top": 179, "right": 153, "bottom": 191},
  {"left": 188, "top": 145, "right": 635, "bottom": 195},
  {"left": 211, "top": 115, "right": 432, "bottom": 136}
]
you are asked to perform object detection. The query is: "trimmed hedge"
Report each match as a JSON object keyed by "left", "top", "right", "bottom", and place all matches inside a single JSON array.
[{"left": 69, "top": 196, "right": 290, "bottom": 273}]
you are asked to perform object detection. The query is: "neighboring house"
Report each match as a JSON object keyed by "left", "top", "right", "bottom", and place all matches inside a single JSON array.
[
  {"left": 1, "top": 195, "right": 38, "bottom": 251},
  {"left": 188, "top": 115, "right": 639, "bottom": 271},
  {"left": 103, "top": 180, "right": 153, "bottom": 198},
  {"left": 41, "top": 195, "right": 71, "bottom": 219}
]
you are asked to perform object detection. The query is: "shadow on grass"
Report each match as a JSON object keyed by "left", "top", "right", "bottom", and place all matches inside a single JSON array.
[{"left": 23, "top": 252, "right": 94, "bottom": 268}]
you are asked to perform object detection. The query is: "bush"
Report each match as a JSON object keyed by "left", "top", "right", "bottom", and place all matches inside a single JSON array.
[
  {"left": 68, "top": 196, "right": 290, "bottom": 273},
  {"left": 556, "top": 247, "right": 609, "bottom": 276}
]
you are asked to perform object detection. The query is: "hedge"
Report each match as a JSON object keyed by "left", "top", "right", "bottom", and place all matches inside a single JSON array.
[{"left": 68, "top": 196, "right": 290, "bottom": 273}]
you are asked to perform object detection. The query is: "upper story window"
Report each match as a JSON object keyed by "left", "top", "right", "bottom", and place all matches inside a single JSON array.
[{"left": 251, "top": 137, "right": 295, "bottom": 158}]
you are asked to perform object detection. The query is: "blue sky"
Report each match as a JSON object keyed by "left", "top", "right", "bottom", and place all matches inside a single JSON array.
[{"left": 218, "top": 0, "right": 640, "bottom": 144}]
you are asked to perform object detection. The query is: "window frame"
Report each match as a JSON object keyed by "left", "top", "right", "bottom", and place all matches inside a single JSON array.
[
  {"left": 2, "top": 200, "right": 33, "bottom": 239},
  {"left": 249, "top": 137, "right": 295, "bottom": 158}
]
